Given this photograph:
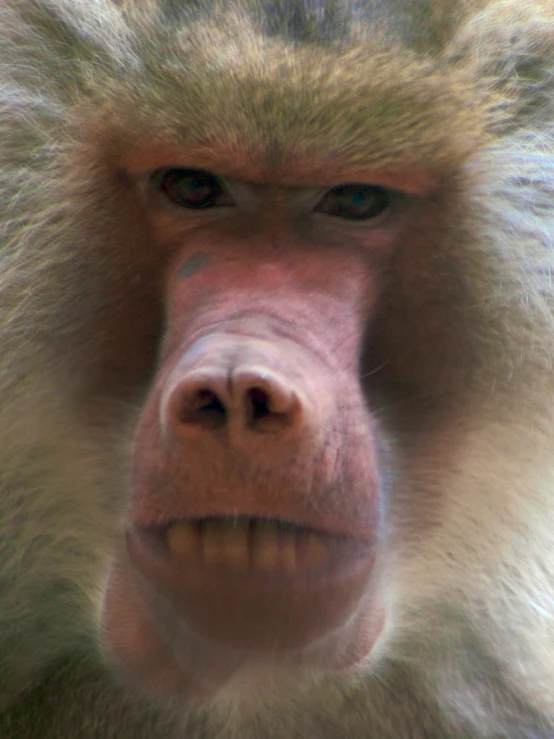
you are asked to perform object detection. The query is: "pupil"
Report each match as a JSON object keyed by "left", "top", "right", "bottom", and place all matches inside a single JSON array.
[
  {"left": 186, "top": 177, "right": 210, "bottom": 199},
  {"left": 340, "top": 186, "right": 377, "bottom": 215},
  {"left": 349, "top": 190, "right": 370, "bottom": 211}
]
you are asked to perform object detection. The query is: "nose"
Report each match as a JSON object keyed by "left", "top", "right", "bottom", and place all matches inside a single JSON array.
[
  {"left": 160, "top": 333, "right": 312, "bottom": 443},
  {"left": 167, "top": 365, "right": 303, "bottom": 436}
]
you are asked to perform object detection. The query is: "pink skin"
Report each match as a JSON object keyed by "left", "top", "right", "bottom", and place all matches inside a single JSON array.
[{"left": 102, "top": 237, "right": 386, "bottom": 702}]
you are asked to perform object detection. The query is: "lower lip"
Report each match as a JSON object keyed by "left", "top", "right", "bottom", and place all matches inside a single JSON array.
[{"left": 127, "top": 522, "right": 376, "bottom": 650}]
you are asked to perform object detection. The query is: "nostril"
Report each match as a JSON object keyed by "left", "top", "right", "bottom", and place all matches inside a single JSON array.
[
  {"left": 247, "top": 387, "right": 272, "bottom": 423},
  {"left": 242, "top": 382, "right": 300, "bottom": 433},
  {"left": 179, "top": 387, "right": 227, "bottom": 430}
]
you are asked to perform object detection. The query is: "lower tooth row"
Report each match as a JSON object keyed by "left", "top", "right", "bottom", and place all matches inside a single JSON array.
[{"left": 166, "top": 521, "right": 327, "bottom": 571}]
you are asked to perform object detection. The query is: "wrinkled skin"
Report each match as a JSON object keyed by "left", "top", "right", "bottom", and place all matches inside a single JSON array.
[{"left": 1, "top": 1, "right": 554, "bottom": 737}]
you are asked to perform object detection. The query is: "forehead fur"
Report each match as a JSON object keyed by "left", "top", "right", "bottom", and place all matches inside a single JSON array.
[
  {"left": 101, "top": 0, "right": 495, "bottom": 172},
  {"left": 3, "top": 0, "right": 504, "bottom": 173}
]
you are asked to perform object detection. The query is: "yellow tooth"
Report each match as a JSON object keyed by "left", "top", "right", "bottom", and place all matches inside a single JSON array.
[
  {"left": 280, "top": 532, "right": 297, "bottom": 571},
  {"left": 167, "top": 522, "right": 199, "bottom": 560},
  {"left": 169, "top": 519, "right": 320, "bottom": 572},
  {"left": 220, "top": 524, "right": 251, "bottom": 571},
  {"left": 202, "top": 521, "right": 225, "bottom": 565},
  {"left": 251, "top": 523, "right": 280, "bottom": 571},
  {"left": 303, "top": 534, "right": 327, "bottom": 567}
]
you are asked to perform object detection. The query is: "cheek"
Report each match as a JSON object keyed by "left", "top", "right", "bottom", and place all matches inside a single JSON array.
[
  {"left": 367, "top": 262, "right": 473, "bottom": 396},
  {"left": 43, "top": 173, "right": 173, "bottom": 412},
  {"left": 361, "top": 195, "right": 475, "bottom": 400},
  {"left": 65, "top": 274, "right": 165, "bottom": 413}
]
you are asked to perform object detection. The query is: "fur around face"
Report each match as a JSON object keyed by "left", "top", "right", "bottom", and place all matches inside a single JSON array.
[{"left": 1, "top": 1, "right": 554, "bottom": 737}]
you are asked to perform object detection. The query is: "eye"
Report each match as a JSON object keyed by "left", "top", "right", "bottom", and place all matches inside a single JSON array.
[
  {"left": 153, "top": 168, "right": 233, "bottom": 209},
  {"left": 314, "top": 184, "right": 390, "bottom": 221}
]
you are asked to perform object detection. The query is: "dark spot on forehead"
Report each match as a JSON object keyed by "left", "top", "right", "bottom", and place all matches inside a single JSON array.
[
  {"left": 179, "top": 253, "right": 211, "bottom": 278},
  {"left": 159, "top": 0, "right": 448, "bottom": 49}
]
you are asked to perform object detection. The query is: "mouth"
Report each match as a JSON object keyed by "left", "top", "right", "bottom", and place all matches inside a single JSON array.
[
  {"left": 134, "top": 515, "right": 372, "bottom": 582},
  {"left": 127, "top": 515, "right": 376, "bottom": 651}
]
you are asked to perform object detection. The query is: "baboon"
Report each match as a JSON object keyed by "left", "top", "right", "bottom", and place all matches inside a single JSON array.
[{"left": 1, "top": 0, "right": 554, "bottom": 737}]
